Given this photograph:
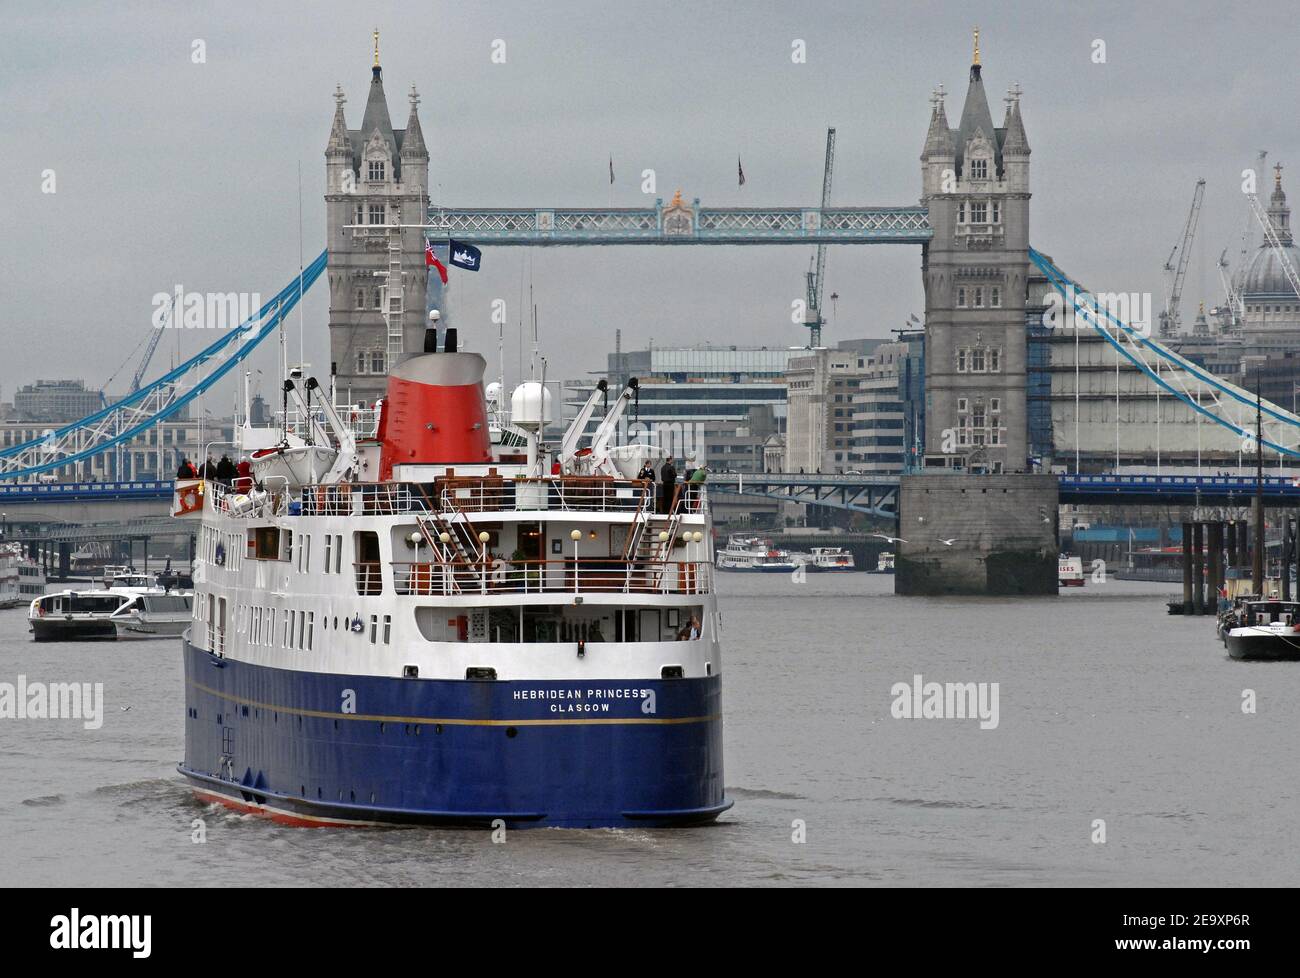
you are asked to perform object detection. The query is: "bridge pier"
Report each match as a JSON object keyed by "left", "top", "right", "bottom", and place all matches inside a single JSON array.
[
  {"left": 895, "top": 474, "right": 1058, "bottom": 596},
  {"left": 1182, "top": 522, "right": 1193, "bottom": 611},
  {"left": 1192, "top": 523, "right": 1205, "bottom": 615}
]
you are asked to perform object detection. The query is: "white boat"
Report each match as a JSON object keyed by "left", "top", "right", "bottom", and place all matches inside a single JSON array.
[
  {"left": 716, "top": 535, "right": 802, "bottom": 572},
  {"left": 876, "top": 551, "right": 896, "bottom": 574},
  {"left": 110, "top": 592, "right": 194, "bottom": 641},
  {"left": 249, "top": 443, "right": 340, "bottom": 489},
  {"left": 29, "top": 589, "right": 135, "bottom": 641},
  {"left": 809, "top": 547, "right": 856, "bottom": 571}
]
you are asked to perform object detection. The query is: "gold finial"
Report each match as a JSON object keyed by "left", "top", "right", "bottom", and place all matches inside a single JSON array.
[
  {"left": 973, "top": 27, "right": 980, "bottom": 66},
  {"left": 1275, "top": 162, "right": 1284, "bottom": 188},
  {"left": 373, "top": 29, "right": 380, "bottom": 67}
]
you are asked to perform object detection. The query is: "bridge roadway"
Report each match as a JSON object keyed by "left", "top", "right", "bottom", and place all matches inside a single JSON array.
[{"left": 6, "top": 474, "right": 1300, "bottom": 524}]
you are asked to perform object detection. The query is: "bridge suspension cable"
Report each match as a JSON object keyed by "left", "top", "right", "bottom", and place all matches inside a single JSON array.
[
  {"left": 0, "top": 250, "right": 328, "bottom": 481},
  {"left": 1030, "top": 247, "right": 1300, "bottom": 459}
]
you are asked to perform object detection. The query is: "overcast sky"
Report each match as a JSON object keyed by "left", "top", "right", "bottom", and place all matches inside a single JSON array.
[{"left": 2, "top": 0, "right": 1296, "bottom": 405}]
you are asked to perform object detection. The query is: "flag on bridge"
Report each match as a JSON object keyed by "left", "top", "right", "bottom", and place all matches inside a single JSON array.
[
  {"left": 449, "top": 240, "right": 482, "bottom": 271},
  {"left": 425, "top": 240, "right": 448, "bottom": 284},
  {"left": 609, "top": 155, "right": 615, "bottom": 185},
  {"left": 738, "top": 157, "right": 746, "bottom": 186}
]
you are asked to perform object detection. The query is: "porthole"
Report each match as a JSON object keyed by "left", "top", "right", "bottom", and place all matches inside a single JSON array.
[{"left": 506, "top": 727, "right": 518, "bottom": 739}]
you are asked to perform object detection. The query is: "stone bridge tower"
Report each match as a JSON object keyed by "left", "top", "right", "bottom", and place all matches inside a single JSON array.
[
  {"left": 898, "top": 32, "right": 1059, "bottom": 596},
  {"left": 919, "top": 32, "right": 1030, "bottom": 473},
  {"left": 324, "top": 33, "right": 430, "bottom": 406}
]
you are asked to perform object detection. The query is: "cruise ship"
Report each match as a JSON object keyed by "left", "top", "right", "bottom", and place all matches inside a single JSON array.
[{"left": 175, "top": 324, "right": 729, "bottom": 828}]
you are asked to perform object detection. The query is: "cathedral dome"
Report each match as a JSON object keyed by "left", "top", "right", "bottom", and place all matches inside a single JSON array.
[{"left": 1240, "top": 243, "right": 1300, "bottom": 298}]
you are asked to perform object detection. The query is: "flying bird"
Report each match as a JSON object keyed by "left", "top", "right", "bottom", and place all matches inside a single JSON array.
[
  {"left": 937, "top": 537, "right": 958, "bottom": 546},
  {"left": 872, "top": 533, "right": 908, "bottom": 544}
]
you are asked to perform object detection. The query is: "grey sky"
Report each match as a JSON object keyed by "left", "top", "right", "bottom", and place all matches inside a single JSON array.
[{"left": 2, "top": 0, "right": 1296, "bottom": 404}]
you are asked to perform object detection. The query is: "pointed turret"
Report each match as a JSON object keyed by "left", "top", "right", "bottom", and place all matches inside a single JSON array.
[
  {"left": 359, "top": 32, "right": 398, "bottom": 165},
  {"left": 921, "top": 92, "right": 955, "bottom": 161},
  {"left": 1269, "top": 163, "right": 1293, "bottom": 246},
  {"left": 1001, "top": 88, "right": 1029, "bottom": 157},
  {"left": 955, "top": 29, "right": 998, "bottom": 173},
  {"left": 325, "top": 84, "right": 351, "bottom": 158}
]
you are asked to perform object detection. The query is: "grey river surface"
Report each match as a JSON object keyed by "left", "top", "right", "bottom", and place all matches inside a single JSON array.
[{"left": 2, "top": 573, "right": 1298, "bottom": 886}]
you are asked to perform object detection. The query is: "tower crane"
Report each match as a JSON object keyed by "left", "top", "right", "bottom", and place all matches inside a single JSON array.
[
  {"left": 804, "top": 127, "right": 836, "bottom": 348},
  {"left": 1217, "top": 151, "right": 1269, "bottom": 331},
  {"left": 1158, "top": 178, "right": 1206, "bottom": 337}
]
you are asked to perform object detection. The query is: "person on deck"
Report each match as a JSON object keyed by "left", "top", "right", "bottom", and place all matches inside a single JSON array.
[
  {"left": 659, "top": 455, "right": 677, "bottom": 515},
  {"left": 233, "top": 457, "right": 253, "bottom": 492},
  {"left": 215, "top": 454, "right": 236, "bottom": 485}
]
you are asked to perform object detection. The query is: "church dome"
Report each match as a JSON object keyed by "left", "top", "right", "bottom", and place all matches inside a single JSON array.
[
  {"left": 1240, "top": 164, "right": 1299, "bottom": 299},
  {"left": 1240, "top": 243, "right": 1300, "bottom": 298}
]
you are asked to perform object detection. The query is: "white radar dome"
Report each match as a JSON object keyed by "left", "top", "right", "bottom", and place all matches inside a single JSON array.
[{"left": 510, "top": 382, "right": 553, "bottom": 427}]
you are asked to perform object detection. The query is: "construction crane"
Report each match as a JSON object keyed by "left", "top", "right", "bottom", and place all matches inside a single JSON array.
[
  {"left": 1216, "top": 151, "right": 1269, "bottom": 331},
  {"left": 1158, "top": 178, "right": 1206, "bottom": 337},
  {"left": 804, "top": 127, "right": 836, "bottom": 348},
  {"left": 130, "top": 294, "right": 177, "bottom": 392}
]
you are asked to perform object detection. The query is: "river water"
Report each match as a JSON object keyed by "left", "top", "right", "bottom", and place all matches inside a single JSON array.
[{"left": 2, "top": 573, "right": 1297, "bottom": 887}]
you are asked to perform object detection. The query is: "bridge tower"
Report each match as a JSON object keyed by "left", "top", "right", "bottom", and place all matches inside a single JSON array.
[
  {"left": 919, "top": 33, "right": 1030, "bottom": 471},
  {"left": 324, "top": 33, "right": 430, "bottom": 405},
  {"left": 899, "top": 32, "right": 1058, "bottom": 595}
]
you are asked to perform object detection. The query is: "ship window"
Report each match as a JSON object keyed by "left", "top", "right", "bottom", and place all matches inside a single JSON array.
[
  {"left": 307, "top": 611, "right": 315, "bottom": 650},
  {"left": 323, "top": 535, "right": 333, "bottom": 572},
  {"left": 249, "top": 526, "right": 282, "bottom": 560},
  {"left": 334, "top": 534, "right": 344, "bottom": 574},
  {"left": 383, "top": 614, "right": 392, "bottom": 644},
  {"left": 355, "top": 532, "right": 382, "bottom": 595},
  {"left": 369, "top": 614, "right": 378, "bottom": 643}
]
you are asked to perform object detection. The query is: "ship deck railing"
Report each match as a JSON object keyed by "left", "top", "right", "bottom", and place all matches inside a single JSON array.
[
  {"left": 387, "top": 558, "right": 712, "bottom": 597},
  {"left": 203, "top": 477, "right": 705, "bottom": 518}
]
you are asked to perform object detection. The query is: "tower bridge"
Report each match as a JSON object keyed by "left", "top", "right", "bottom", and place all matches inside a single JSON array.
[{"left": 9, "top": 33, "right": 1300, "bottom": 596}]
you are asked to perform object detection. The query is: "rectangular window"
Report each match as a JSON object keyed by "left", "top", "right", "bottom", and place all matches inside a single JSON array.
[
  {"left": 307, "top": 611, "right": 315, "bottom": 651},
  {"left": 356, "top": 351, "right": 368, "bottom": 375},
  {"left": 970, "top": 202, "right": 987, "bottom": 223},
  {"left": 957, "top": 201, "right": 966, "bottom": 223},
  {"left": 970, "top": 159, "right": 988, "bottom": 179},
  {"left": 368, "top": 159, "right": 385, "bottom": 181},
  {"left": 991, "top": 286, "right": 1001, "bottom": 307},
  {"left": 990, "top": 397, "right": 1001, "bottom": 413},
  {"left": 956, "top": 287, "right": 967, "bottom": 308},
  {"left": 323, "top": 535, "right": 333, "bottom": 573},
  {"left": 957, "top": 349, "right": 967, "bottom": 372},
  {"left": 371, "top": 351, "right": 385, "bottom": 374},
  {"left": 990, "top": 428, "right": 1002, "bottom": 446},
  {"left": 298, "top": 610, "right": 306, "bottom": 650},
  {"left": 368, "top": 203, "right": 385, "bottom": 225},
  {"left": 972, "top": 349, "right": 986, "bottom": 371},
  {"left": 973, "top": 287, "right": 984, "bottom": 308},
  {"left": 990, "top": 349, "right": 1001, "bottom": 372},
  {"left": 383, "top": 614, "right": 392, "bottom": 644},
  {"left": 992, "top": 201, "right": 1001, "bottom": 223},
  {"left": 355, "top": 531, "right": 381, "bottom": 595},
  {"left": 957, "top": 398, "right": 968, "bottom": 413},
  {"left": 370, "top": 614, "right": 378, "bottom": 644},
  {"left": 335, "top": 534, "right": 344, "bottom": 574},
  {"left": 288, "top": 610, "right": 296, "bottom": 649}
]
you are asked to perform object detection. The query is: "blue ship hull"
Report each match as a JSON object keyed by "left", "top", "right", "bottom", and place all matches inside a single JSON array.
[{"left": 179, "top": 639, "right": 730, "bottom": 828}]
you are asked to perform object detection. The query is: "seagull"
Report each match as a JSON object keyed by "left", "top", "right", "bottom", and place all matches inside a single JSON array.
[
  {"left": 119, "top": 706, "right": 132, "bottom": 712},
  {"left": 937, "top": 537, "right": 958, "bottom": 546},
  {"left": 872, "top": 533, "right": 908, "bottom": 544}
]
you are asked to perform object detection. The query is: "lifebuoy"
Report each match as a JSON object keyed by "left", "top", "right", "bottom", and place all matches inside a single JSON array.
[{"left": 175, "top": 484, "right": 202, "bottom": 515}]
